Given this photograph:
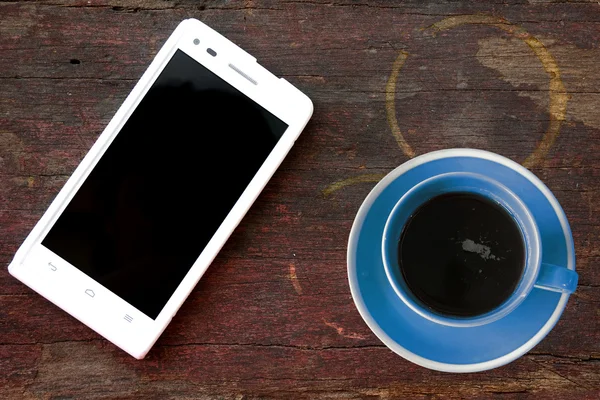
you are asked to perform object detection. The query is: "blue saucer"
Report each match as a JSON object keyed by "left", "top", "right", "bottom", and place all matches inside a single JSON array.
[{"left": 347, "top": 149, "right": 576, "bottom": 372}]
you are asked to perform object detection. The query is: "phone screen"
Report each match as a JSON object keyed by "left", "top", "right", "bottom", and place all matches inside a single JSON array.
[{"left": 42, "top": 50, "right": 289, "bottom": 319}]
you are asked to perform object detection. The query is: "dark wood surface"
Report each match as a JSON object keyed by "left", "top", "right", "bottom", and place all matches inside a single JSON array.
[{"left": 1, "top": 1, "right": 599, "bottom": 398}]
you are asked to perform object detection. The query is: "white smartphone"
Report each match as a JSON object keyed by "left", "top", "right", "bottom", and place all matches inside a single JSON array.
[{"left": 8, "top": 18, "right": 313, "bottom": 359}]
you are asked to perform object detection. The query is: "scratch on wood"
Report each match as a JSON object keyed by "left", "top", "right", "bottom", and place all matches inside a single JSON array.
[
  {"left": 322, "top": 173, "right": 386, "bottom": 197},
  {"left": 289, "top": 263, "right": 303, "bottom": 295},
  {"left": 323, "top": 319, "right": 367, "bottom": 340},
  {"left": 385, "top": 51, "right": 415, "bottom": 159},
  {"left": 425, "top": 14, "right": 568, "bottom": 168},
  {"left": 529, "top": 357, "right": 589, "bottom": 389}
]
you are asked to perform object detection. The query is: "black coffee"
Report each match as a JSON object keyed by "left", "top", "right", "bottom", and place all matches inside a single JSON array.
[{"left": 398, "top": 192, "right": 525, "bottom": 317}]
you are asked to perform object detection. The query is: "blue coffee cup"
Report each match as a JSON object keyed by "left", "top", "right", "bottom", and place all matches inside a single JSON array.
[{"left": 382, "top": 172, "right": 578, "bottom": 328}]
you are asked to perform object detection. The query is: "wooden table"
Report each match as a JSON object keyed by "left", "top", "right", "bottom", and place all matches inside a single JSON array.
[{"left": 2, "top": 1, "right": 599, "bottom": 398}]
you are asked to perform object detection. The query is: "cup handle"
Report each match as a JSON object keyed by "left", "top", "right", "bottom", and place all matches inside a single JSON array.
[{"left": 534, "top": 263, "right": 578, "bottom": 294}]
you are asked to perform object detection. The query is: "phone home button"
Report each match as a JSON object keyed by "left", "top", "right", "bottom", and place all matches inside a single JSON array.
[{"left": 84, "top": 289, "right": 95, "bottom": 298}]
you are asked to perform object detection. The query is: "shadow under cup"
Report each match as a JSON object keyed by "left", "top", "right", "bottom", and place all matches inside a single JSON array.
[{"left": 382, "top": 172, "right": 578, "bottom": 328}]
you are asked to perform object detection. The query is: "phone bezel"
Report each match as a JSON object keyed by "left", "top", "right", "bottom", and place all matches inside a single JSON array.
[{"left": 8, "top": 18, "right": 313, "bottom": 359}]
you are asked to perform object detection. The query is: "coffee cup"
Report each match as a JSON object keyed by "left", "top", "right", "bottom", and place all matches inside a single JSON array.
[{"left": 382, "top": 171, "right": 578, "bottom": 328}]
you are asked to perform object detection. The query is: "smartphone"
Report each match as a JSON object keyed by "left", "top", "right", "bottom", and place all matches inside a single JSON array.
[{"left": 8, "top": 19, "right": 313, "bottom": 359}]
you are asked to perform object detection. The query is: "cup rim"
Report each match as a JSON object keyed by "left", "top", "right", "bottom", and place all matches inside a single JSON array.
[{"left": 381, "top": 171, "right": 541, "bottom": 328}]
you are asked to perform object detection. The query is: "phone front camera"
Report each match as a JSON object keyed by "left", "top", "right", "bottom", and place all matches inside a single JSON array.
[{"left": 193, "top": 38, "right": 200, "bottom": 45}]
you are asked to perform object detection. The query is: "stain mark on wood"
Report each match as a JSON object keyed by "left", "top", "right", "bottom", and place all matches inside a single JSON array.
[
  {"left": 427, "top": 14, "right": 568, "bottom": 168},
  {"left": 385, "top": 51, "right": 414, "bottom": 159},
  {"left": 581, "top": 190, "right": 595, "bottom": 219},
  {"left": 325, "top": 13, "right": 569, "bottom": 198},
  {"left": 289, "top": 263, "right": 303, "bottom": 295},
  {"left": 244, "top": 0, "right": 255, "bottom": 17},
  {"left": 323, "top": 319, "right": 367, "bottom": 340},
  {"left": 0, "top": 131, "right": 25, "bottom": 171},
  {"left": 477, "top": 37, "right": 600, "bottom": 131},
  {"left": 322, "top": 173, "right": 386, "bottom": 197}
]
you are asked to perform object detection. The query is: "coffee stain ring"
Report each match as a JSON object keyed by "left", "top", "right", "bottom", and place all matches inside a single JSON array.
[
  {"left": 386, "top": 14, "right": 568, "bottom": 168},
  {"left": 323, "top": 14, "right": 567, "bottom": 197}
]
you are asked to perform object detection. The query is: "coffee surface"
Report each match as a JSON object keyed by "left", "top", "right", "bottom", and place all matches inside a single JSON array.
[{"left": 398, "top": 192, "right": 526, "bottom": 317}]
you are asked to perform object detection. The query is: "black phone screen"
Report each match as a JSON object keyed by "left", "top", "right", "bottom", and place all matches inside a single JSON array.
[{"left": 42, "top": 50, "right": 288, "bottom": 319}]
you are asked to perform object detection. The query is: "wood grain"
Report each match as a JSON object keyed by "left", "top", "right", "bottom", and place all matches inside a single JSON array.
[{"left": 1, "top": 0, "right": 599, "bottom": 398}]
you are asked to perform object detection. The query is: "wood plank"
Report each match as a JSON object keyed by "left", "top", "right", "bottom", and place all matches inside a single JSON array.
[
  {"left": 2, "top": 341, "right": 598, "bottom": 399},
  {"left": 1, "top": 0, "right": 599, "bottom": 397}
]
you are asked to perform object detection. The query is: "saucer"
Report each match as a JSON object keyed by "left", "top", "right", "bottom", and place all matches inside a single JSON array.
[{"left": 347, "top": 149, "right": 576, "bottom": 372}]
